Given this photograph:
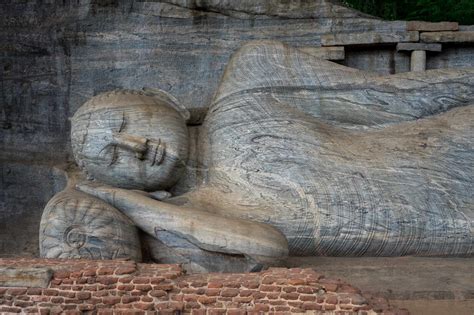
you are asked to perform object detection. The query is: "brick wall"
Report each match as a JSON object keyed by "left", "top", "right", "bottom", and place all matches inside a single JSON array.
[{"left": 0, "top": 258, "right": 407, "bottom": 314}]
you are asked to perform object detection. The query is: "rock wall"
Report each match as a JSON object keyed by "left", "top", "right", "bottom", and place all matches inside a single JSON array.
[
  {"left": 1, "top": 0, "right": 473, "bottom": 256},
  {"left": 0, "top": 258, "right": 407, "bottom": 314}
]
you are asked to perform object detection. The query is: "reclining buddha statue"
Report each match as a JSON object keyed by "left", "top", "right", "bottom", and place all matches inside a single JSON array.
[{"left": 40, "top": 41, "right": 473, "bottom": 272}]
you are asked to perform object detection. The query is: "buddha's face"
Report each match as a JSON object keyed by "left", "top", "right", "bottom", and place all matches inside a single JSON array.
[{"left": 71, "top": 90, "right": 188, "bottom": 191}]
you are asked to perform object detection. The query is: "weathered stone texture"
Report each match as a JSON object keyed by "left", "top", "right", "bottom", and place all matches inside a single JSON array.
[
  {"left": 396, "top": 42, "right": 442, "bottom": 52},
  {"left": 407, "top": 21, "right": 459, "bottom": 32},
  {"left": 298, "top": 46, "right": 345, "bottom": 60},
  {"left": 421, "top": 31, "right": 474, "bottom": 43},
  {"left": 321, "top": 31, "right": 419, "bottom": 46},
  {"left": 0, "top": 267, "right": 52, "bottom": 288}
]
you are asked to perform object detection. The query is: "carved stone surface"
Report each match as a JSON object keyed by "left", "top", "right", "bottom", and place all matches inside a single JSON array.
[
  {"left": 71, "top": 90, "right": 189, "bottom": 191},
  {"left": 74, "top": 41, "right": 473, "bottom": 262},
  {"left": 195, "top": 41, "right": 473, "bottom": 257},
  {"left": 77, "top": 182, "right": 289, "bottom": 263},
  {"left": 4, "top": 0, "right": 473, "bottom": 257},
  {"left": 39, "top": 189, "right": 141, "bottom": 261}
]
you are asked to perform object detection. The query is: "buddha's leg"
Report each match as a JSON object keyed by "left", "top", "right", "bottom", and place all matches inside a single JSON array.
[{"left": 217, "top": 41, "right": 474, "bottom": 128}]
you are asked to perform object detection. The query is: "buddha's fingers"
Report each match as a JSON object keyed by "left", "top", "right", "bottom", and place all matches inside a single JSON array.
[{"left": 76, "top": 182, "right": 289, "bottom": 259}]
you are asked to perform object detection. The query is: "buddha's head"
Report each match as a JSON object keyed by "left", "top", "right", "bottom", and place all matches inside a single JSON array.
[{"left": 71, "top": 89, "right": 189, "bottom": 191}]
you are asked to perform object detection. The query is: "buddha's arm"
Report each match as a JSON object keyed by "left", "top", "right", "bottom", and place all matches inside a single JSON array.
[{"left": 76, "top": 182, "right": 288, "bottom": 260}]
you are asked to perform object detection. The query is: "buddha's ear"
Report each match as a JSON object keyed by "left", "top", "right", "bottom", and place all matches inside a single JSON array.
[{"left": 143, "top": 87, "right": 191, "bottom": 123}]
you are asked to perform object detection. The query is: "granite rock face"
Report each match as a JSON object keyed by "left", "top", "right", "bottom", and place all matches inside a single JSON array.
[{"left": 1, "top": 0, "right": 473, "bottom": 257}]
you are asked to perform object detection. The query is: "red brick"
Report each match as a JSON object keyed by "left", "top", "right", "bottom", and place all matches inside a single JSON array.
[
  {"left": 297, "top": 286, "right": 314, "bottom": 294},
  {"left": 97, "top": 267, "right": 115, "bottom": 275},
  {"left": 205, "top": 289, "right": 221, "bottom": 296},
  {"left": 221, "top": 288, "right": 239, "bottom": 297},
  {"left": 274, "top": 306, "right": 291, "bottom": 311},
  {"left": 154, "top": 283, "right": 174, "bottom": 291},
  {"left": 133, "top": 302, "right": 154, "bottom": 310},
  {"left": 0, "top": 306, "right": 21, "bottom": 313},
  {"left": 260, "top": 285, "right": 281, "bottom": 292},
  {"left": 191, "top": 310, "right": 206, "bottom": 315},
  {"left": 300, "top": 294, "right": 316, "bottom": 301},
  {"left": 207, "top": 308, "right": 225, "bottom": 315},
  {"left": 324, "top": 283, "right": 338, "bottom": 292},
  {"left": 233, "top": 296, "right": 253, "bottom": 303},
  {"left": 142, "top": 296, "right": 154, "bottom": 302},
  {"left": 132, "top": 277, "right": 150, "bottom": 284},
  {"left": 117, "top": 284, "right": 134, "bottom": 291},
  {"left": 198, "top": 296, "right": 217, "bottom": 304},
  {"left": 253, "top": 304, "right": 270, "bottom": 312},
  {"left": 261, "top": 276, "right": 277, "bottom": 284},
  {"left": 116, "top": 311, "right": 144, "bottom": 315},
  {"left": 97, "top": 276, "right": 118, "bottom": 285},
  {"left": 281, "top": 292, "right": 299, "bottom": 300},
  {"left": 0, "top": 288, "right": 7, "bottom": 295},
  {"left": 78, "top": 304, "right": 95, "bottom": 311},
  {"left": 191, "top": 280, "right": 207, "bottom": 287},
  {"left": 150, "top": 277, "right": 165, "bottom": 285},
  {"left": 76, "top": 291, "right": 91, "bottom": 300},
  {"left": 103, "top": 296, "right": 121, "bottom": 305},
  {"left": 7, "top": 288, "right": 27, "bottom": 295},
  {"left": 150, "top": 289, "right": 167, "bottom": 297},
  {"left": 53, "top": 270, "right": 70, "bottom": 279},
  {"left": 282, "top": 286, "right": 296, "bottom": 293},
  {"left": 324, "top": 304, "right": 336, "bottom": 311},
  {"left": 61, "top": 279, "right": 73, "bottom": 285},
  {"left": 82, "top": 269, "right": 96, "bottom": 277},
  {"left": 75, "top": 278, "right": 87, "bottom": 284},
  {"left": 252, "top": 292, "right": 266, "bottom": 299},
  {"left": 27, "top": 288, "right": 42, "bottom": 295},
  {"left": 115, "top": 266, "right": 136, "bottom": 275},
  {"left": 182, "top": 288, "right": 197, "bottom": 294},
  {"left": 70, "top": 271, "right": 83, "bottom": 278},
  {"left": 58, "top": 291, "right": 76, "bottom": 298},
  {"left": 50, "top": 296, "right": 64, "bottom": 303},
  {"left": 92, "top": 290, "right": 108, "bottom": 297},
  {"left": 302, "top": 302, "right": 322, "bottom": 310},
  {"left": 325, "top": 294, "right": 338, "bottom": 304},
  {"left": 135, "top": 284, "right": 152, "bottom": 291},
  {"left": 31, "top": 296, "right": 49, "bottom": 303},
  {"left": 223, "top": 281, "right": 240, "bottom": 288},
  {"left": 42, "top": 289, "right": 58, "bottom": 296},
  {"left": 39, "top": 308, "right": 50, "bottom": 315},
  {"left": 183, "top": 294, "right": 198, "bottom": 302},
  {"left": 243, "top": 281, "right": 259, "bottom": 289},
  {"left": 207, "top": 281, "right": 223, "bottom": 289},
  {"left": 119, "top": 276, "right": 134, "bottom": 283},
  {"left": 122, "top": 295, "right": 140, "bottom": 304},
  {"left": 14, "top": 300, "right": 34, "bottom": 307}
]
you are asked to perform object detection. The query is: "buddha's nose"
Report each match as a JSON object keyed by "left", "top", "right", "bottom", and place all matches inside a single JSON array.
[
  {"left": 111, "top": 133, "right": 165, "bottom": 165},
  {"left": 112, "top": 133, "right": 148, "bottom": 159}
]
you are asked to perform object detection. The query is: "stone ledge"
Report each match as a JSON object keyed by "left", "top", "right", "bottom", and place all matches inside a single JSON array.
[
  {"left": 421, "top": 31, "right": 474, "bottom": 43},
  {"left": 321, "top": 31, "right": 419, "bottom": 46},
  {"left": 298, "top": 46, "right": 345, "bottom": 60},
  {"left": 396, "top": 43, "right": 442, "bottom": 52},
  {"left": 407, "top": 21, "right": 458, "bottom": 32},
  {"left": 0, "top": 258, "right": 408, "bottom": 314}
]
